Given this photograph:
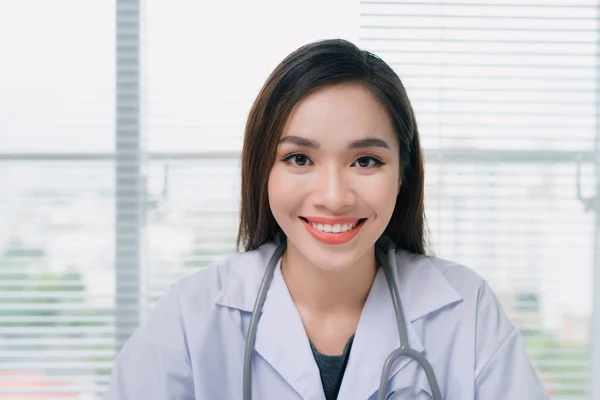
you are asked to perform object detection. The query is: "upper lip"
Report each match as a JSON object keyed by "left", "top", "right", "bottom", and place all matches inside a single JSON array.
[{"left": 301, "top": 216, "right": 365, "bottom": 225}]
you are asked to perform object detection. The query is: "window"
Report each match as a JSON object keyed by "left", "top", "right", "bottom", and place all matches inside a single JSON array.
[
  {"left": 0, "top": 1, "right": 116, "bottom": 398},
  {"left": 1, "top": 1, "right": 597, "bottom": 398}
]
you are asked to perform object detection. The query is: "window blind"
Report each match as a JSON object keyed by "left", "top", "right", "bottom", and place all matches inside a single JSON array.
[
  {"left": 0, "top": 1, "right": 116, "bottom": 399},
  {"left": 359, "top": 1, "right": 599, "bottom": 398},
  {"left": 0, "top": 163, "right": 115, "bottom": 398}
]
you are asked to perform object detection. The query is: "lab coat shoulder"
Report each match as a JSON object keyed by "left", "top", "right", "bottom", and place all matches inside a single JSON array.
[
  {"left": 470, "top": 279, "right": 549, "bottom": 398},
  {"left": 102, "top": 274, "right": 201, "bottom": 399},
  {"left": 422, "top": 254, "right": 549, "bottom": 399},
  {"left": 428, "top": 258, "right": 514, "bottom": 370},
  {"left": 104, "top": 244, "right": 273, "bottom": 400}
]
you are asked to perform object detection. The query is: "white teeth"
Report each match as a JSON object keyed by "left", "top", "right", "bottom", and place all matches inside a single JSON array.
[{"left": 310, "top": 221, "right": 359, "bottom": 233}]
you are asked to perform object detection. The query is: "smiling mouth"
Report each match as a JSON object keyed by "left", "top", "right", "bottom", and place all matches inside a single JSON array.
[
  {"left": 299, "top": 217, "right": 367, "bottom": 233},
  {"left": 298, "top": 217, "right": 367, "bottom": 245}
]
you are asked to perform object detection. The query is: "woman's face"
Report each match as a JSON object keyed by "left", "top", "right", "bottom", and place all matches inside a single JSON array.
[{"left": 268, "top": 83, "right": 401, "bottom": 272}]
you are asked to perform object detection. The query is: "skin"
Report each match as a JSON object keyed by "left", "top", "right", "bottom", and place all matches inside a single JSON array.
[{"left": 267, "top": 82, "right": 401, "bottom": 355}]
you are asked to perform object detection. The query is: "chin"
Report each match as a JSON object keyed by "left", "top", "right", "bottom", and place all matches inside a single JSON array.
[
  {"left": 314, "top": 257, "right": 354, "bottom": 273},
  {"left": 298, "top": 240, "right": 370, "bottom": 273}
]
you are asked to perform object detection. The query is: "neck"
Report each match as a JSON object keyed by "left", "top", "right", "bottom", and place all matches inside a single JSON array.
[{"left": 280, "top": 244, "right": 377, "bottom": 313}]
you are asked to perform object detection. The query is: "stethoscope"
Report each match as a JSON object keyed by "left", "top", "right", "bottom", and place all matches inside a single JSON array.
[{"left": 242, "top": 234, "right": 442, "bottom": 400}]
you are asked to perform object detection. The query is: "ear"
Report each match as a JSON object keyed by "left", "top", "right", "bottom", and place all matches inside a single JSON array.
[{"left": 397, "top": 178, "right": 402, "bottom": 195}]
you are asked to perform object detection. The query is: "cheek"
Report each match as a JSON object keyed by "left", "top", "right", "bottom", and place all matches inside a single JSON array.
[
  {"left": 356, "top": 171, "right": 399, "bottom": 214},
  {"left": 368, "top": 186, "right": 398, "bottom": 213},
  {"left": 268, "top": 166, "right": 301, "bottom": 216},
  {"left": 269, "top": 165, "right": 297, "bottom": 192}
]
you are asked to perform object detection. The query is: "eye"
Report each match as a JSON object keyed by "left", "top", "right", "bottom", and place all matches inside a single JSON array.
[
  {"left": 282, "top": 153, "right": 313, "bottom": 167},
  {"left": 352, "top": 156, "right": 384, "bottom": 168}
]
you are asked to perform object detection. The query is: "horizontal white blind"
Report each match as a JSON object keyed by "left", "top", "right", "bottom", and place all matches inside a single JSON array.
[
  {"left": 144, "top": 160, "right": 240, "bottom": 308},
  {"left": 0, "top": 162, "right": 116, "bottom": 399},
  {"left": 0, "top": 1, "right": 116, "bottom": 399},
  {"left": 360, "top": 1, "right": 598, "bottom": 398}
]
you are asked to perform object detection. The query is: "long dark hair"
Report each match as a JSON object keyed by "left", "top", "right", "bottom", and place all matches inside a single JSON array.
[{"left": 237, "top": 39, "right": 428, "bottom": 255}]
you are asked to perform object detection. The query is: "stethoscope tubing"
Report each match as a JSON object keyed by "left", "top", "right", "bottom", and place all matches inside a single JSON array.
[{"left": 242, "top": 235, "right": 442, "bottom": 400}]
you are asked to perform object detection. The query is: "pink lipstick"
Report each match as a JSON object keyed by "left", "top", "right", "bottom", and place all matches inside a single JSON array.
[{"left": 299, "top": 216, "right": 366, "bottom": 245}]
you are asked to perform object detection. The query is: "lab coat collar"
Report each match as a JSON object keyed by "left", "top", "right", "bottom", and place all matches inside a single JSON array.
[
  {"left": 254, "top": 261, "right": 325, "bottom": 399},
  {"left": 337, "top": 249, "right": 463, "bottom": 399},
  {"left": 215, "top": 242, "right": 463, "bottom": 399},
  {"left": 216, "top": 242, "right": 324, "bottom": 399}
]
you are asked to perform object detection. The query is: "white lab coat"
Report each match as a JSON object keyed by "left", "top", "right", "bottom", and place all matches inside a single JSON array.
[{"left": 104, "top": 241, "right": 550, "bottom": 399}]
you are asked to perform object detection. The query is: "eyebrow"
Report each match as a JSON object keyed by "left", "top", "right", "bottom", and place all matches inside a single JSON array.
[
  {"left": 278, "top": 135, "right": 391, "bottom": 150},
  {"left": 349, "top": 137, "right": 391, "bottom": 150}
]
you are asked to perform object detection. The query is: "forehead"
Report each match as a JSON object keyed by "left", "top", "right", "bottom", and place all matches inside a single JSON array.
[{"left": 281, "top": 83, "right": 398, "bottom": 148}]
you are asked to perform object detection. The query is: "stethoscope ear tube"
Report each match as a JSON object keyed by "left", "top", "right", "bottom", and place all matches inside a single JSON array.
[
  {"left": 243, "top": 234, "right": 287, "bottom": 400},
  {"left": 375, "top": 241, "right": 442, "bottom": 400}
]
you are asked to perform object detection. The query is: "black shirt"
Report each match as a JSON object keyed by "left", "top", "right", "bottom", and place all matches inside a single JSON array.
[{"left": 309, "top": 335, "right": 355, "bottom": 400}]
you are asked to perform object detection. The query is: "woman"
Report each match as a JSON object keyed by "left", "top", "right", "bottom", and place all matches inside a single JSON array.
[{"left": 105, "top": 39, "right": 549, "bottom": 399}]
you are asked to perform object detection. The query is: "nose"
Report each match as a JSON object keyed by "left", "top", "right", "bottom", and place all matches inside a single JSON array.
[{"left": 313, "top": 163, "right": 357, "bottom": 211}]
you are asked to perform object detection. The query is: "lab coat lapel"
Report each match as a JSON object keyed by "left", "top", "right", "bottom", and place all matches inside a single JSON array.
[
  {"left": 253, "top": 262, "right": 325, "bottom": 400},
  {"left": 336, "top": 266, "right": 423, "bottom": 400},
  {"left": 337, "top": 250, "right": 463, "bottom": 400},
  {"left": 215, "top": 243, "right": 324, "bottom": 399}
]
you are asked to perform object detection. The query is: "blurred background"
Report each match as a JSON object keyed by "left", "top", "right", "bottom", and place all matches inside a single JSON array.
[{"left": 0, "top": 0, "right": 599, "bottom": 398}]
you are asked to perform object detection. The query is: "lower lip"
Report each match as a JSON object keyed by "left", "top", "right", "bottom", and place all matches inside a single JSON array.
[{"left": 300, "top": 218, "right": 365, "bottom": 245}]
